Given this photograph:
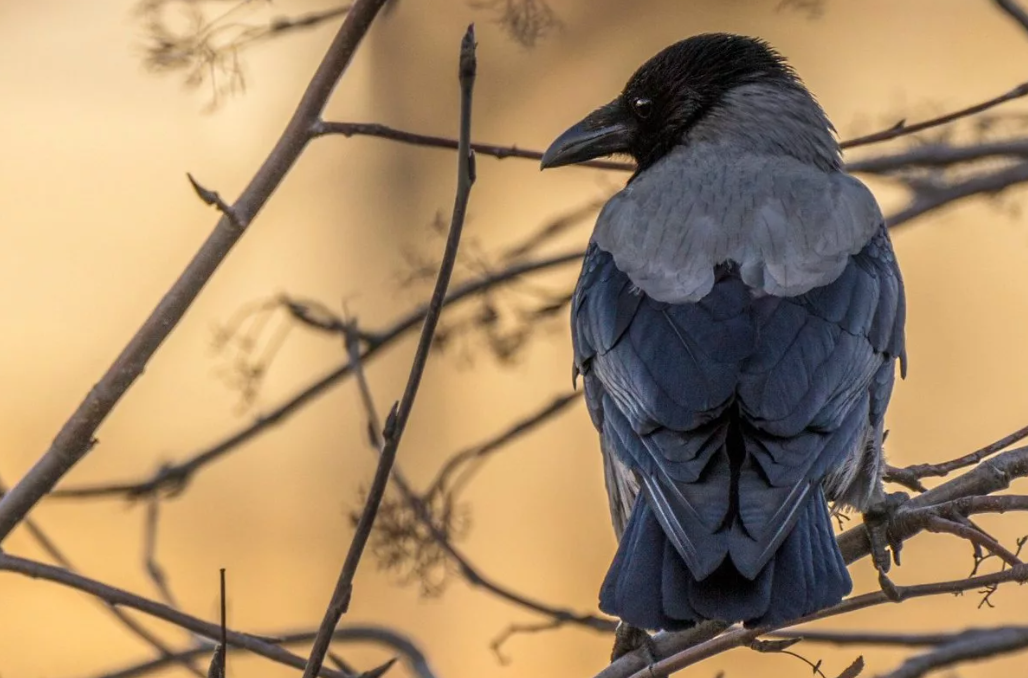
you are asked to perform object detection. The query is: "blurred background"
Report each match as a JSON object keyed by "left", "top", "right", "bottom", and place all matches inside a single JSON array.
[{"left": 2, "top": 0, "right": 1028, "bottom": 676}]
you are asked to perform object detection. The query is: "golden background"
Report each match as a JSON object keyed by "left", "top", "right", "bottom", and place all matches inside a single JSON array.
[{"left": 2, "top": 1, "right": 1027, "bottom": 676}]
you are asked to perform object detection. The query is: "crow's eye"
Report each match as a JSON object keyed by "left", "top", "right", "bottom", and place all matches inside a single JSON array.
[{"left": 631, "top": 97, "right": 653, "bottom": 119}]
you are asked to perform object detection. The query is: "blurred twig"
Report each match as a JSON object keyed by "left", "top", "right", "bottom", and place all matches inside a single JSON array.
[
  {"left": 838, "top": 80, "right": 1028, "bottom": 149},
  {"left": 0, "top": 0, "right": 392, "bottom": 545},
  {"left": 0, "top": 475, "right": 204, "bottom": 677},
  {"left": 995, "top": 0, "right": 1028, "bottom": 34},
  {"left": 49, "top": 250, "right": 585, "bottom": 502},
  {"left": 93, "top": 626, "right": 438, "bottom": 678}
]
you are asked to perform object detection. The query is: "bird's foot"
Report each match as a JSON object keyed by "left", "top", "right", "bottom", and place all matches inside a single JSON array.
[
  {"left": 611, "top": 621, "right": 657, "bottom": 664},
  {"left": 862, "top": 490, "right": 909, "bottom": 600}
]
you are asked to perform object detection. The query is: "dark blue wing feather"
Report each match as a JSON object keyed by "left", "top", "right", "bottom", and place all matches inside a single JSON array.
[{"left": 575, "top": 225, "right": 905, "bottom": 625}]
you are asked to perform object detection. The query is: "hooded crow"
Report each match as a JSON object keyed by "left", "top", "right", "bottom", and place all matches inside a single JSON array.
[{"left": 541, "top": 33, "right": 906, "bottom": 630}]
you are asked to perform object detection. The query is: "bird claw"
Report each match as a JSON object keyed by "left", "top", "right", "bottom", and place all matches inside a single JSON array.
[
  {"left": 862, "top": 490, "right": 909, "bottom": 596},
  {"left": 611, "top": 622, "right": 658, "bottom": 665}
]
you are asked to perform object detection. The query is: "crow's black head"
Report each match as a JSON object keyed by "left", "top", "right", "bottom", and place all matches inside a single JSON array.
[{"left": 541, "top": 34, "right": 805, "bottom": 172}]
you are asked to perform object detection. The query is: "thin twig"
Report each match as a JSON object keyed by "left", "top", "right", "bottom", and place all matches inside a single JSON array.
[
  {"left": 0, "top": 0, "right": 392, "bottom": 544},
  {"left": 886, "top": 159, "right": 1028, "bottom": 228},
  {"left": 0, "top": 552, "right": 348, "bottom": 678},
  {"left": 886, "top": 423, "right": 1028, "bottom": 487},
  {"left": 426, "top": 391, "right": 582, "bottom": 498},
  {"left": 839, "top": 80, "right": 1028, "bottom": 149},
  {"left": 772, "top": 626, "right": 1019, "bottom": 647},
  {"left": 848, "top": 138, "right": 1028, "bottom": 174},
  {"left": 50, "top": 250, "right": 584, "bottom": 501},
  {"left": 93, "top": 626, "right": 439, "bottom": 678},
  {"left": 301, "top": 25, "right": 478, "bottom": 678},
  {"left": 143, "top": 496, "right": 179, "bottom": 608},
  {"left": 0, "top": 474, "right": 205, "bottom": 678},
  {"left": 311, "top": 120, "right": 634, "bottom": 171},
  {"left": 311, "top": 79, "right": 1028, "bottom": 176},
  {"left": 921, "top": 514, "right": 1023, "bottom": 567}
]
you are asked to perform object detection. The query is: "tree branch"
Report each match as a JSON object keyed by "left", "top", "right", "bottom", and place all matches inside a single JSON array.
[
  {"left": 0, "top": 0, "right": 392, "bottom": 543},
  {"left": 92, "top": 626, "right": 439, "bottom": 678},
  {"left": 595, "top": 444, "right": 1028, "bottom": 678},
  {"left": 877, "top": 625, "right": 1028, "bottom": 678},
  {"left": 312, "top": 78, "right": 1028, "bottom": 176},
  {"left": 885, "top": 423, "right": 1028, "bottom": 489},
  {"left": 995, "top": 0, "right": 1028, "bottom": 34},
  {"left": 886, "top": 160, "right": 1028, "bottom": 228},
  {"left": 312, "top": 121, "right": 633, "bottom": 171},
  {"left": 49, "top": 250, "right": 584, "bottom": 501},
  {"left": 0, "top": 475, "right": 203, "bottom": 677},
  {"left": 604, "top": 564, "right": 1028, "bottom": 678},
  {"left": 0, "top": 552, "right": 347, "bottom": 678},
  {"left": 300, "top": 25, "right": 478, "bottom": 678},
  {"left": 838, "top": 80, "right": 1028, "bottom": 149}
]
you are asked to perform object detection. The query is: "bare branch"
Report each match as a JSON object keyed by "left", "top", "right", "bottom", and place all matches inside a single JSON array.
[
  {"left": 848, "top": 139, "right": 1028, "bottom": 174},
  {"left": 314, "top": 78, "right": 1028, "bottom": 178},
  {"left": 94, "top": 625, "right": 439, "bottom": 678},
  {"left": 995, "top": 0, "right": 1028, "bottom": 34},
  {"left": 838, "top": 81, "right": 1028, "bottom": 149},
  {"left": 301, "top": 26, "right": 478, "bottom": 678},
  {"left": 886, "top": 423, "right": 1028, "bottom": 487},
  {"left": 0, "top": 474, "right": 204, "bottom": 677},
  {"left": 772, "top": 625, "right": 1022, "bottom": 647},
  {"left": 0, "top": 552, "right": 348, "bottom": 678},
  {"left": 311, "top": 120, "right": 633, "bottom": 171},
  {"left": 49, "top": 250, "right": 585, "bottom": 502},
  {"left": 838, "top": 446, "right": 1028, "bottom": 564},
  {"left": 602, "top": 564, "right": 1028, "bottom": 678},
  {"left": 426, "top": 391, "right": 582, "bottom": 498},
  {"left": 920, "top": 514, "right": 1023, "bottom": 567},
  {"left": 143, "top": 496, "right": 180, "bottom": 608},
  {"left": 877, "top": 625, "right": 1028, "bottom": 678},
  {"left": 886, "top": 160, "right": 1028, "bottom": 228},
  {"left": 0, "top": 0, "right": 392, "bottom": 544}
]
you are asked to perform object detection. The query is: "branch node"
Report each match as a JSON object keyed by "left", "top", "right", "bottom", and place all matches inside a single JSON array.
[{"left": 186, "top": 173, "right": 243, "bottom": 230}]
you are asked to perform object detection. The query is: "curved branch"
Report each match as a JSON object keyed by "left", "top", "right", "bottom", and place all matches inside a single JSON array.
[
  {"left": 0, "top": 552, "right": 347, "bottom": 678},
  {"left": 93, "top": 625, "right": 438, "bottom": 678},
  {"left": 49, "top": 250, "right": 585, "bottom": 501}
]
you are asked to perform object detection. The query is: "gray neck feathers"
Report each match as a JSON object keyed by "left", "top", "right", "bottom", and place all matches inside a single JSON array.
[{"left": 686, "top": 81, "right": 841, "bottom": 172}]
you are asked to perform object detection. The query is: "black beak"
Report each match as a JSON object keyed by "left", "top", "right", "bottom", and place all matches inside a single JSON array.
[{"left": 540, "top": 100, "right": 634, "bottom": 169}]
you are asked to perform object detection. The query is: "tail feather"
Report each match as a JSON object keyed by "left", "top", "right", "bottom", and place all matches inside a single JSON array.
[{"left": 600, "top": 491, "right": 850, "bottom": 629}]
